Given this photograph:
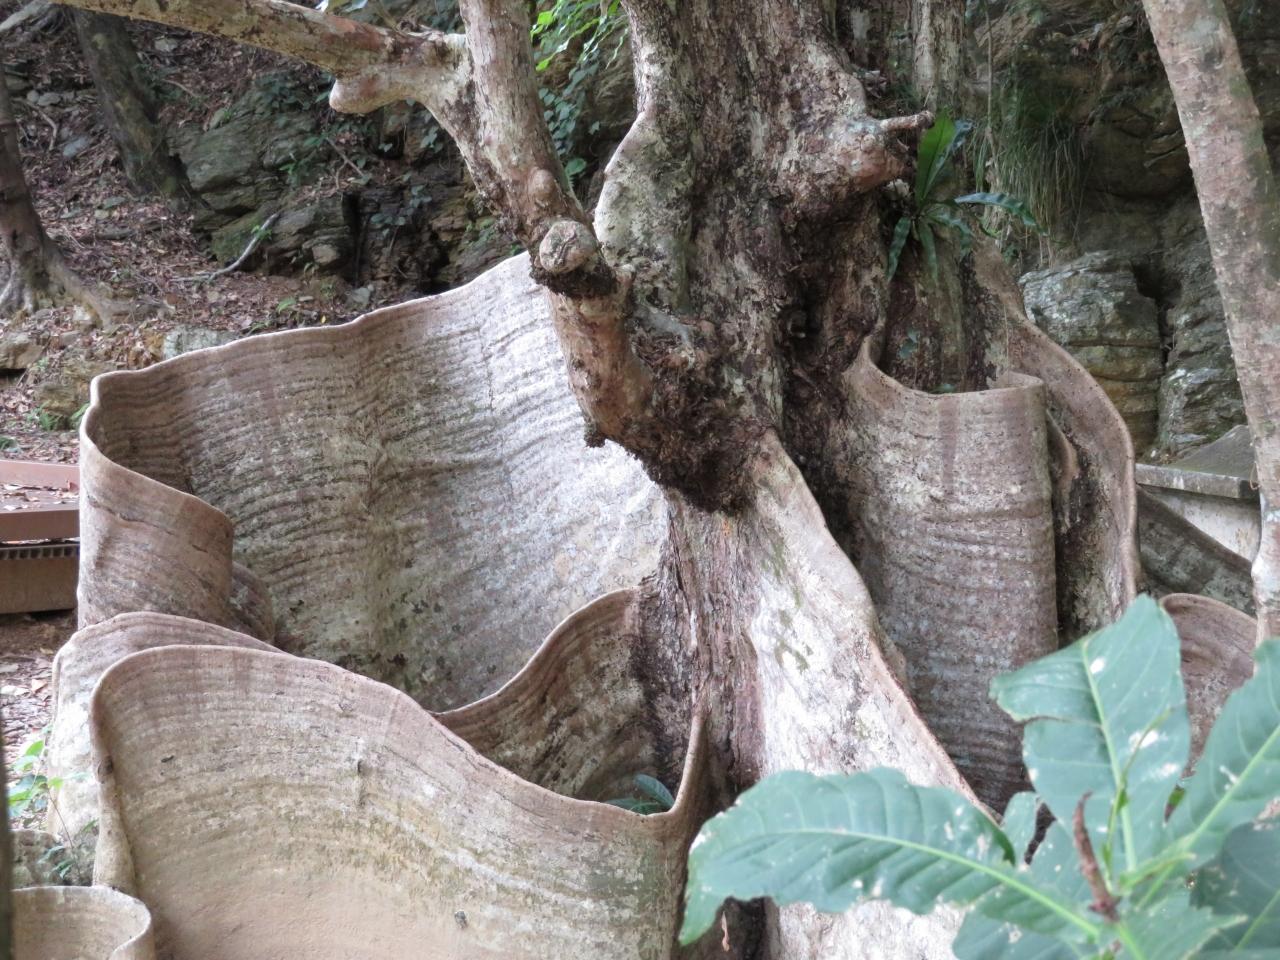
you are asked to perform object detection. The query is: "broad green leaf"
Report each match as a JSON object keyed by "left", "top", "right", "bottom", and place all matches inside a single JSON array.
[
  {"left": 918, "top": 220, "right": 939, "bottom": 281},
  {"left": 679, "top": 769, "right": 1100, "bottom": 946},
  {"left": 924, "top": 203, "right": 974, "bottom": 254},
  {"left": 1192, "top": 820, "right": 1280, "bottom": 952},
  {"left": 1003, "top": 792, "right": 1041, "bottom": 863},
  {"left": 1166, "top": 639, "right": 1280, "bottom": 867},
  {"left": 954, "top": 919, "right": 1093, "bottom": 960},
  {"left": 1116, "top": 891, "right": 1239, "bottom": 960},
  {"left": 955, "top": 192, "right": 1043, "bottom": 232},
  {"left": 992, "top": 596, "right": 1190, "bottom": 873},
  {"left": 607, "top": 796, "right": 667, "bottom": 815},
  {"left": 955, "top": 821, "right": 1096, "bottom": 959},
  {"left": 887, "top": 215, "right": 912, "bottom": 280},
  {"left": 914, "top": 113, "right": 955, "bottom": 204},
  {"left": 633, "top": 774, "right": 675, "bottom": 810},
  {"left": 914, "top": 113, "right": 973, "bottom": 206}
]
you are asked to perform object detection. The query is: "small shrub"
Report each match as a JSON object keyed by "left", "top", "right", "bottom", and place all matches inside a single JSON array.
[{"left": 531, "top": 0, "right": 628, "bottom": 183}]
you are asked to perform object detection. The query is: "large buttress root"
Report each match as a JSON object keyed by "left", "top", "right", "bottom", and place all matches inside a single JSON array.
[
  {"left": 668, "top": 435, "right": 971, "bottom": 958},
  {"left": 74, "top": 437, "right": 971, "bottom": 959},
  {"left": 63, "top": 244, "right": 1249, "bottom": 958},
  {"left": 12, "top": 887, "right": 154, "bottom": 960},
  {"left": 88, "top": 607, "right": 705, "bottom": 960},
  {"left": 46, "top": 613, "right": 279, "bottom": 836},
  {"left": 439, "top": 590, "right": 694, "bottom": 801},
  {"left": 1161, "top": 593, "right": 1257, "bottom": 762},
  {"left": 79, "top": 255, "right": 665, "bottom": 709},
  {"left": 837, "top": 347, "right": 1057, "bottom": 808}
]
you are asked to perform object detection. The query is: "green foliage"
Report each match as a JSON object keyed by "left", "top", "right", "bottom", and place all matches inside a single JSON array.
[
  {"left": 34, "top": 406, "right": 70, "bottom": 432},
  {"left": 607, "top": 773, "right": 675, "bottom": 815},
  {"left": 9, "top": 733, "right": 53, "bottom": 821},
  {"left": 531, "top": 0, "right": 628, "bottom": 183},
  {"left": 1193, "top": 821, "right": 1280, "bottom": 955},
  {"left": 888, "top": 113, "right": 1041, "bottom": 281},
  {"left": 0, "top": 436, "right": 15, "bottom": 451},
  {"left": 681, "top": 597, "right": 1280, "bottom": 958},
  {"left": 8, "top": 728, "right": 93, "bottom": 881},
  {"left": 980, "top": 86, "right": 1084, "bottom": 244}
]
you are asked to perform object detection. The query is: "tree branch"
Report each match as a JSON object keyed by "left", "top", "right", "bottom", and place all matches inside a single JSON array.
[
  {"left": 54, "top": 0, "right": 659, "bottom": 458},
  {"left": 55, "top": 0, "right": 467, "bottom": 113}
]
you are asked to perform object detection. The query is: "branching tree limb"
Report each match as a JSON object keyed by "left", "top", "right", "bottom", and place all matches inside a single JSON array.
[
  {"left": 1143, "top": 0, "right": 1280, "bottom": 639},
  {"left": 57, "top": 0, "right": 446, "bottom": 81},
  {"left": 50, "top": 0, "right": 933, "bottom": 503}
]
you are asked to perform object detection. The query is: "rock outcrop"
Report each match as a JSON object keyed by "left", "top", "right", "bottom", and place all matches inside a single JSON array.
[{"left": 1021, "top": 252, "right": 1163, "bottom": 452}]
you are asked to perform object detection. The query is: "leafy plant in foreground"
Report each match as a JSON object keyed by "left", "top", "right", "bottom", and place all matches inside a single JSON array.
[
  {"left": 889, "top": 112, "right": 1041, "bottom": 280},
  {"left": 681, "top": 596, "right": 1280, "bottom": 959}
]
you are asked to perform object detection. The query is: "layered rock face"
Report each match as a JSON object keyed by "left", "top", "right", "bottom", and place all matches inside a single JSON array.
[
  {"left": 991, "top": 0, "right": 1276, "bottom": 461},
  {"left": 1021, "top": 252, "right": 1163, "bottom": 453}
]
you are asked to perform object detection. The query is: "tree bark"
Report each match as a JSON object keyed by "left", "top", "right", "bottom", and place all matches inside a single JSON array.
[
  {"left": 72, "top": 11, "right": 184, "bottom": 199},
  {"left": 0, "top": 72, "right": 113, "bottom": 320},
  {"left": 1142, "top": 0, "right": 1280, "bottom": 640},
  {"left": 0, "top": 72, "right": 56, "bottom": 314},
  {"left": 0, "top": 735, "right": 10, "bottom": 960}
]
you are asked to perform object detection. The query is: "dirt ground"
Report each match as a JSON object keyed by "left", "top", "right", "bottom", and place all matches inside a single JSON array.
[{"left": 0, "top": 608, "right": 73, "bottom": 827}]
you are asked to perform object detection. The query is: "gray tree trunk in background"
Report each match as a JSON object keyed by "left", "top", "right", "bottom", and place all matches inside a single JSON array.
[
  {"left": 1143, "top": 0, "right": 1280, "bottom": 640},
  {"left": 73, "top": 11, "right": 184, "bottom": 199}
]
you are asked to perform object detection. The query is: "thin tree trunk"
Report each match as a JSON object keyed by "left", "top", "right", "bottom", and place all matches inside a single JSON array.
[
  {"left": 911, "top": 0, "right": 965, "bottom": 108},
  {"left": 0, "top": 737, "right": 11, "bottom": 960},
  {"left": 72, "top": 11, "right": 185, "bottom": 199},
  {"left": 0, "top": 72, "right": 55, "bottom": 313},
  {"left": 1142, "top": 0, "right": 1280, "bottom": 640},
  {"left": 0, "top": 71, "right": 115, "bottom": 320}
]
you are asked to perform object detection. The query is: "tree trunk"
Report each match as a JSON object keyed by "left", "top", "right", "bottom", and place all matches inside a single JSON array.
[
  {"left": 0, "top": 73, "right": 56, "bottom": 314},
  {"left": 0, "top": 739, "right": 10, "bottom": 960},
  {"left": 0, "top": 72, "right": 113, "bottom": 320},
  {"left": 72, "top": 12, "right": 185, "bottom": 199},
  {"left": 1141, "top": 0, "right": 1280, "bottom": 641}
]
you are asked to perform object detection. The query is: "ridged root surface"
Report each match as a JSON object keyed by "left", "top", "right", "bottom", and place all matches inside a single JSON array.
[
  {"left": 13, "top": 886, "right": 154, "bottom": 960},
  {"left": 74, "top": 437, "right": 977, "bottom": 958},
  {"left": 88, "top": 598, "right": 705, "bottom": 960},
  {"left": 1161, "top": 593, "right": 1257, "bottom": 760},
  {"left": 47, "top": 612, "right": 279, "bottom": 836},
  {"left": 838, "top": 347, "right": 1058, "bottom": 807},
  {"left": 79, "top": 253, "right": 665, "bottom": 709}
]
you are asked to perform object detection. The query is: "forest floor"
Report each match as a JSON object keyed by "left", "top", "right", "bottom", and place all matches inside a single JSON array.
[{"left": 0, "top": 611, "right": 69, "bottom": 790}]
